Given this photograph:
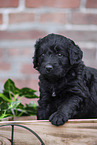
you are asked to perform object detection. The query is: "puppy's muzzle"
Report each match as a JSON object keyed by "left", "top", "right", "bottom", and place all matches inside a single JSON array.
[{"left": 45, "top": 64, "right": 53, "bottom": 72}]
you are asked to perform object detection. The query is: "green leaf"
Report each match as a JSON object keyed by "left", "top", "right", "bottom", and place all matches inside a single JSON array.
[
  {"left": 25, "top": 102, "right": 37, "bottom": 115},
  {"left": 19, "top": 88, "right": 38, "bottom": 98},
  {"left": 3, "top": 90, "right": 13, "bottom": 99},
  {"left": 0, "top": 93, "right": 11, "bottom": 102},
  {"left": 0, "top": 102, "right": 8, "bottom": 111},
  {"left": 0, "top": 111, "right": 9, "bottom": 120},
  {"left": 4, "top": 79, "right": 20, "bottom": 95},
  {"left": 1, "top": 79, "right": 38, "bottom": 118},
  {"left": 8, "top": 100, "right": 21, "bottom": 110}
]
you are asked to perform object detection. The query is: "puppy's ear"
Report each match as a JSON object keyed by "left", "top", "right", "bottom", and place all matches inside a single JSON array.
[
  {"left": 68, "top": 40, "right": 83, "bottom": 65},
  {"left": 33, "top": 39, "right": 41, "bottom": 69}
]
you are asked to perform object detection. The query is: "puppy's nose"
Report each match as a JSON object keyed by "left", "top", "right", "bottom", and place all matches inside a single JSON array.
[{"left": 45, "top": 64, "right": 53, "bottom": 72}]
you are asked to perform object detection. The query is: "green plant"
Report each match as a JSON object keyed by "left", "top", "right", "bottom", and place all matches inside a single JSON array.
[{"left": 0, "top": 79, "right": 38, "bottom": 120}]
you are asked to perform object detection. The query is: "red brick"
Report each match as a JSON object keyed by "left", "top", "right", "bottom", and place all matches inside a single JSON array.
[
  {"left": 58, "top": 30, "right": 97, "bottom": 42},
  {"left": 71, "top": 12, "right": 97, "bottom": 25},
  {"left": 26, "top": 0, "right": 43, "bottom": 8},
  {"left": 40, "top": 13, "right": 67, "bottom": 24},
  {"left": 84, "top": 59, "right": 97, "bottom": 69},
  {"left": 86, "top": 0, "right": 97, "bottom": 8},
  {"left": 0, "top": 14, "right": 2, "bottom": 24},
  {"left": 26, "top": 0, "right": 80, "bottom": 8},
  {"left": 22, "top": 48, "right": 33, "bottom": 56},
  {"left": 8, "top": 48, "right": 21, "bottom": 56},
  {"left": 8, "top": 48, "right": 33, "bottom": 56},
  {"left": 0, "top": 0, "right": 19, "bottom": 8},
  {"left": 21, "top": 64, "right": 39, "bottom": 74},
  {"left": 0, "top": 62, "right": 11, "bottom": 70},
  {"left": 82, "top": 48, "right": 96, "bottom": 60},
  {"left": 9, "top": 13, "right": 35, "bottom": 24},
  {"left": 0, "top": 48, "right": 3, "bottom": 57},
  {"left": 0, "top": 30, "right": 47, "bottom": 40}
]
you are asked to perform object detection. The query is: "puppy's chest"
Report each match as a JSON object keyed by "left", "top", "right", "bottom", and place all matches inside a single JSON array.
[
  {"left": 39, "top": 72, "right": 82, "bottom": 97},
  {"left": 47, "top": 81, "right": 68, "bottom": 97}
]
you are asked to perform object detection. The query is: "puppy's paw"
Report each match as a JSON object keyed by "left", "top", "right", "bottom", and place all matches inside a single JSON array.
[{"left": 49, "top": 112, "right": 68, "bottom": 126}]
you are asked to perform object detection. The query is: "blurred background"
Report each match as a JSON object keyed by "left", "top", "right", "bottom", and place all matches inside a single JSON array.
[{"left": 0, "top": 0, "right": 97, "bottom": 94}]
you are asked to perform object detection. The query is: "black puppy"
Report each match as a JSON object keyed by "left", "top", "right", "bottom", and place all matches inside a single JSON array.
[{"left": 33, "top": 33, "right": 97, "bottom": 126}]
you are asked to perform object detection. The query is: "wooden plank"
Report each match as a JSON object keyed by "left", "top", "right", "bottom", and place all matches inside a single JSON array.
[{"left": 0, "top": 119, "right": 97, "bottom": 145}]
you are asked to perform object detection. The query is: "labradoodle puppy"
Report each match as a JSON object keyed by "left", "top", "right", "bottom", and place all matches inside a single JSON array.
[{"left": 33, "top": 33, "right": 97, "bottom": 126}]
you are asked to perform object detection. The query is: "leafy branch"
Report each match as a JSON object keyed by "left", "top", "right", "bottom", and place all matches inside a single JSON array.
[{"left": 0, "top": 79, "right": 38, "bottom": 120}]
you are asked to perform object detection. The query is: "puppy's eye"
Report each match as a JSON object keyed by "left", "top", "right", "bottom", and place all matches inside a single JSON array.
[{"left": 58, "top": 54, "right": 63, "bottom": 57}]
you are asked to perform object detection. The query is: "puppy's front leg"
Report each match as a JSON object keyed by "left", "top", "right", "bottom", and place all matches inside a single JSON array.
[
  {"left": 37, "top": 98, "right": 51, "bottom": 120},
  {"left": 49, "top": 96, "right": 83, "bottom": 126}
]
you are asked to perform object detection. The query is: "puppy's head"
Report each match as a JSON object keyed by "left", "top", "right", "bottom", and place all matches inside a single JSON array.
[{"left": 33, "top": 34, "right": 83, "bottom": 78}]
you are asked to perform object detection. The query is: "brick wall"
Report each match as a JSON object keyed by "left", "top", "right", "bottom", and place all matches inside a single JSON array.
[{"left": 0, "top": 0, "right": 97, "bottom": 93}]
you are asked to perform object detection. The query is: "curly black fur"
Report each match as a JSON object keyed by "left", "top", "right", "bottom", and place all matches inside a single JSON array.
[{"left": 33, "top": 33, "right": 97, "bottom": 126}]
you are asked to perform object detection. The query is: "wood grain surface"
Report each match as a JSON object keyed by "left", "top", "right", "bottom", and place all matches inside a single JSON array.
[{"left": 0, "top": 119, "right": 97, "bottom": 145}]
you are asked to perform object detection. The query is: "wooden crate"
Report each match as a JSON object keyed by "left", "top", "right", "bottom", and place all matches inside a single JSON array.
[{"left": 0, "top": 119, "right": 97, "bottom": 145}]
